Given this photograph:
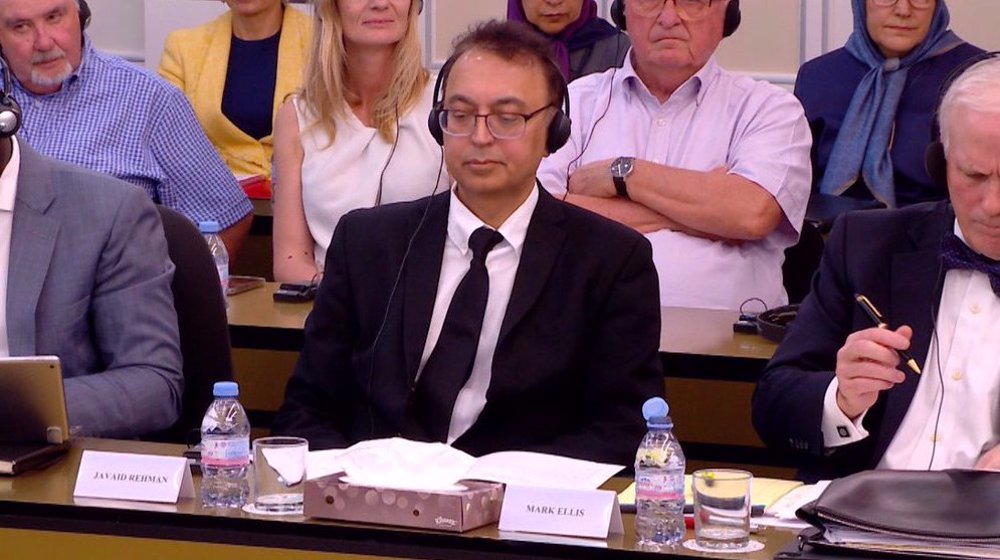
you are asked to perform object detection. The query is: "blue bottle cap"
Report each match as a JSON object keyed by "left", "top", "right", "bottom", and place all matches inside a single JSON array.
[
  {"left": 642, "top": 397, "right": 672, "bottom": 428},
  {"left": 213, "top": 381, "right": 239, "bottom": 397},
  {"left": 198, "top": 221, "right": 221, "bottom": 234}
]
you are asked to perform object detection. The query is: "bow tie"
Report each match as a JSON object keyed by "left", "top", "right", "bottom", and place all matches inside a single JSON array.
[{"left": 941, "top": 233, "right": 1000, "bottom": 297}]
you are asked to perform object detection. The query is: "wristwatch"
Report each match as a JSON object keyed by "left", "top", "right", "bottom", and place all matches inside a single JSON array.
[{"left": 610, "top": 156, "right": 634, "bottom": 199}]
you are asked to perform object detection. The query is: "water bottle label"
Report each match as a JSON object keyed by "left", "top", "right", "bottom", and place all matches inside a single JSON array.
[
  {"left": 202, "top": 438, "right": 249, "bottom": 468},
  {"left": 636, "top": 473, "right": 684, "bottom": 502}
]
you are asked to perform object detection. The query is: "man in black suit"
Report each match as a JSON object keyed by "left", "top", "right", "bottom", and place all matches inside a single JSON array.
[
  {"left": 752, "top": 56, "right": 1000, "bottom": 481},
  {"left": 271, "top": 20, "right": 663, "bottom": 465}
]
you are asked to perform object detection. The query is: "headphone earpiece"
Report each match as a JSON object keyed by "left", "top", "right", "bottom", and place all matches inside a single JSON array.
[
  {"left": 610, "top": 0, "right": 741, "bottom": 37},
  {"left": 0, "top": 54, "right": 22, "bottom": 138},
  {"left": 923, "top": 51, "right": 1000, "bottom": 189},
  {"left": 79, "top": 0, "right": 92, "bottom": 30},
  {"left": 428, "top": 53, "right": 572, "bottom": 154},
  {"left": 610, "top": 0, "right": 626, "bottom": 30},
  {"left": 924, "top": 141, "right": 947, "bottom": 187}
]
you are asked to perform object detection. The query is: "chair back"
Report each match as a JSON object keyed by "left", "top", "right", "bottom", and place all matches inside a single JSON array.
[
  {"left": 152, "top": 206, "right": 234, "bottom": 443},
  {"left": 783, "top": 221, "right": 825, "bottom": 304}
]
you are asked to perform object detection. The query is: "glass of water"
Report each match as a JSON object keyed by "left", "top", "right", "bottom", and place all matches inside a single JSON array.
[
  {"left": 692, "top": 469, "right": 752, "bottom": 549},
  {"left": 252, "top": 436, "right": 308, "bottom": 514}
]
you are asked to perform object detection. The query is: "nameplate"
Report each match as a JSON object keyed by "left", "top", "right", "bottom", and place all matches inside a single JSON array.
[
  {"left": 74, "top": 450, "right": 195, "bottom": 504},
  {"left": 498, "top": 485, "right": 624, "bottom": 539}
]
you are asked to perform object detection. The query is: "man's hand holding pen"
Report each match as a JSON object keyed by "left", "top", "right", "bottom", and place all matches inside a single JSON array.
[{"left": 835, "top": 325, "right": 914, "bottom": 420}]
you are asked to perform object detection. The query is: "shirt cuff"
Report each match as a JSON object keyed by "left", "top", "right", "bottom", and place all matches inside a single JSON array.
[{"left": 821, "top": 377, "right": 870, "bottom": 448}]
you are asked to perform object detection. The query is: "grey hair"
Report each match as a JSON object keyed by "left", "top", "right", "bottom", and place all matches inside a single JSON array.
[{"left": 939, "top": 56, "right": 1000, "bottom": 152}]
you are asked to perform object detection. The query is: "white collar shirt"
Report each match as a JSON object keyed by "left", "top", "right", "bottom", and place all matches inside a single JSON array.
[
  {"left": 822, "top": 221, "right": 1000, "bottom": 469},
  {"left": 537, "top": 51, "right": 812, "bottom": 310},
  {"left": 415, "top": 185, "right": 538, "bottom": 443},
  {"left": 0, "top": 138, "right": 21, "bottom": 358}
]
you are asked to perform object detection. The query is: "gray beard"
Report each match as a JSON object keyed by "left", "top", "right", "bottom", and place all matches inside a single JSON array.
[{"left": 31, "top": 62, "right": 74, "bottom": 88}]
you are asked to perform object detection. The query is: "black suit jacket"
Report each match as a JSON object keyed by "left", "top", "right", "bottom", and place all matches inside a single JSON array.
[
  {"left": 752, "top": 201, "right": 951, "bottom": 481},
  {"left": 271, "top": 187, "right": 664, "bottom": 465}
]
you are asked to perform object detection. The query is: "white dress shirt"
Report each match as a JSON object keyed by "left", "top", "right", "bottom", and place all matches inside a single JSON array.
[
  {"left": 414, "top": 186, "right": 538, "bottom": 443},
  {"left": 537, "top": 51, "right": 812, "bottom": 310},
  {"left": 0, "top": 138, "right": 22, "bottom": 358},
  {"left": 822, "top": 222, "right": 1000, "bottom": 469}
]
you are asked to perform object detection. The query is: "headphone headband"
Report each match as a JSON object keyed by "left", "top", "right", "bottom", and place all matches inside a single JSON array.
[{"left": 427, "top": 49, "right": 572, "bottom": 154}]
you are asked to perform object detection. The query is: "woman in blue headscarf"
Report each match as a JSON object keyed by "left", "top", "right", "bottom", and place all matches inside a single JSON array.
[
  {"left": 508, "top": 0, "right": 628, "bottom": 81},
  {"left": 795, "top": 0, "right": 983, "bottom": 207}
]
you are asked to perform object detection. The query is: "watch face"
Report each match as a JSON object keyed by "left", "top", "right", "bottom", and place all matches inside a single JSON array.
[{"left": 612, "top": 157, "right": 634, "bottom": 178}]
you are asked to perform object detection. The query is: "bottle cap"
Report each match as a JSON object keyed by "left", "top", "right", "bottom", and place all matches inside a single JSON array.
[
  {"left": 198, "top": 221, "right": 221, "bottom": 234},
  {"left": 213, "top": 381, "right": 239, "bottom": 397},
  {"left": 642, "top": 397, "right": 672, "bottom": 429}
]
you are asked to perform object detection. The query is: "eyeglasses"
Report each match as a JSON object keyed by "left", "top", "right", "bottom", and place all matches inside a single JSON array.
[
  {"left": 871, "top": 0, "right": 934, "bottom": 9},
  {"left": 631, "top": 0, "right": 713, "bottom": 20},
  {"left": 438, "top": 105, "right": 554, "bottom": 140}
]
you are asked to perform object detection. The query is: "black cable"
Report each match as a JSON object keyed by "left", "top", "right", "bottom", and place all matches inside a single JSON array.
[
  {"left": 366, "top": 145, "right": 447, "bottom": 438},
  {"left": 926, "top": 261, "right": 947, "bottom": 470},
  {"left": 374, "top": 106, "right": 401, "bottom": 207},
  {"left": 561, "top": 32, "right": 626, "bottom": 201}
]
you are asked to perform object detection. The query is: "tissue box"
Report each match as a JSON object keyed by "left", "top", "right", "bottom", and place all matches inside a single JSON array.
[{"left": 304, "top": 475, "right": 504, "bottom": 532}]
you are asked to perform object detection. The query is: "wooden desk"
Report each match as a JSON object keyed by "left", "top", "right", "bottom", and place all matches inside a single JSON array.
[
  {"left": 0, "top": 438, "right": 797, "bottom": 560},
  {"left": 227, "top": 284, "right": 788, "bottom": 474},
  {"left": 229, "top": 284, "right": 778, "bottom": 367}
]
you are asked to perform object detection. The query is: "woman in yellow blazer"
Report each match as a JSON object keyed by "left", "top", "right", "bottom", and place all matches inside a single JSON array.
[{"left": 159, "top": 0, "right": 311, "bottom": 181}]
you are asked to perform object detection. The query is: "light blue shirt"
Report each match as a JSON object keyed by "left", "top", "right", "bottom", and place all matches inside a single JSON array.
[
  {"left": 538, "top": 52, "right": 812, "bottom": 310},
  {"left": 11, "top": 39, "right": 252, "bottom": 229}
]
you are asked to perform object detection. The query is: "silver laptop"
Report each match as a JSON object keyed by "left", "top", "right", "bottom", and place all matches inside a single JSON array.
[{"left": 0, "top": 356, "right": 70, "bottom": 444}]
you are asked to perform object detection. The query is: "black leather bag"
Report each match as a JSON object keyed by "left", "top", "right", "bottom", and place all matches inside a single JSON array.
[{"left": 790, "top": 470, "right": 1000, "bottom": 559}]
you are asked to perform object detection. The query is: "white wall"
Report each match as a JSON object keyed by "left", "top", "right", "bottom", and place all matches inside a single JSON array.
[{"left": 83, "top": 0, "right": 1000, "bottom": 83}]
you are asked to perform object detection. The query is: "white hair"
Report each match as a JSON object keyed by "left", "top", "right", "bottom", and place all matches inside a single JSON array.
[{"left": 939, "top": 56, "right": 1000, "bottom": 152}]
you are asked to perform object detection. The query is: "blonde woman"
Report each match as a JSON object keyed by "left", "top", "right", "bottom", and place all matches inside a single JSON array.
[
  {"left": 159, "top": 0, "right": 311, "bottom": 180},
  {"left": 273, "top": 0, "right": 447, "bottom": 282}
]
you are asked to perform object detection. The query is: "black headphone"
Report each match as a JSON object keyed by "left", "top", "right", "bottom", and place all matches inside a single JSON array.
[
  {"left": 79, "top": 0, "right": 92, "bottom": 30},
  {"left": 925, "top": 51, "right": 1000, "bottom": 187},
  {"left": 427, "top": 50, "right": 572, "bottom": 154},
  {"left": 610, "top": 0, "right": 741, "bottom": 37},
  {"left": 0, "top": 53, "right": 22, "bottom": 139}
]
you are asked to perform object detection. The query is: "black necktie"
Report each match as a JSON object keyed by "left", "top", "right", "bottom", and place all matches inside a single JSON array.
[
  {"left": 941, "top": 233, "right": 1000, "bottom": 297},
  {"left": 411, "top": 226, "right": 505, "bottom": 441}
]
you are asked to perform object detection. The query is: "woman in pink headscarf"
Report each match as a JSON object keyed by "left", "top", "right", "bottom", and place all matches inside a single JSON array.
[{"left": 508, "top": 0, "right": 628, "bottom": 81}]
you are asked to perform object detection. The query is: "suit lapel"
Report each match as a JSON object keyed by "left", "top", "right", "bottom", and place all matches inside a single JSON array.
[
  {"left": 401, "top": 193, "right": 449, "bottom": 384},
  {"left": 872, "top": 202, "right": 953, "bottom": 461},
  {"left": 7, "top": 144, "right": 58, "bottom": 356},
  {"left": 497, "top": 187, "right": 566, "bottom": 342}
]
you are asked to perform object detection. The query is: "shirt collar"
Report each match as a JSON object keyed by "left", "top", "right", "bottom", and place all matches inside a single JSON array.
[
  {"left": 0, "top": 137, "right": 21, "bottom": 212},
  {"left": 616, "top": 49, "right": 719, "bottom": 106},
  {"left": 447, "top": 184, "right": 539, "bottom": 259}
]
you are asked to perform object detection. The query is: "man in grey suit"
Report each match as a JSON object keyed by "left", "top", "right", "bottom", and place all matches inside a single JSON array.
[{"left": 1, "top": 124, "right": 183, "bottom": 438}]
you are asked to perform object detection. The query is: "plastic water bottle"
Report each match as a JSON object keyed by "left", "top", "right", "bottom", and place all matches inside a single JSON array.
[
  {"left": 199, "top": 221, "right": 229, "bottom": 302},
  {"left": 634, "top": 397, "right": 686, "bottom": 548},
  {"left": 200, "top": 381, "right": 250, "bottom": 508}
]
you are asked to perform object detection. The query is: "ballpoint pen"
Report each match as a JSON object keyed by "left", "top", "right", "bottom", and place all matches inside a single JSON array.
[{"left": 854, "top": 294, "right": 922, "bottom": 375}]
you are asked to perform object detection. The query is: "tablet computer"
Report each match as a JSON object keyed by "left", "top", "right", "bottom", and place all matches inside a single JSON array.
[
  {"left": 0, "top": 357, "right": 71, "bottom": 474},
  {"left": 0, "top": 356, "right": 69, "bottom": 444}
]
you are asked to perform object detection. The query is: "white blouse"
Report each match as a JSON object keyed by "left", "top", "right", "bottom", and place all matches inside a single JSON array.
[{"left": 295, "top": 79, "right": 448, "bottom": 268}]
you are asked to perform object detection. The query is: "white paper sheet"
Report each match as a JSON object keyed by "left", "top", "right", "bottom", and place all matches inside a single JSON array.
[
  {"left": 303, "top": 439, "right": 623, "bottom": 492},
  {"left": 465, "top": 451, "right": 623, "bottom": 490}
]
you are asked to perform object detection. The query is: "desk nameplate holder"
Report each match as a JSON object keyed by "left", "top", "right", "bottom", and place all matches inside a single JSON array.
[
  {"left": 499, "top": 485, "right": 624, "bottom": 540},
  {"left": 74, "top": 450, "right": 195, "bottom": 504}
]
